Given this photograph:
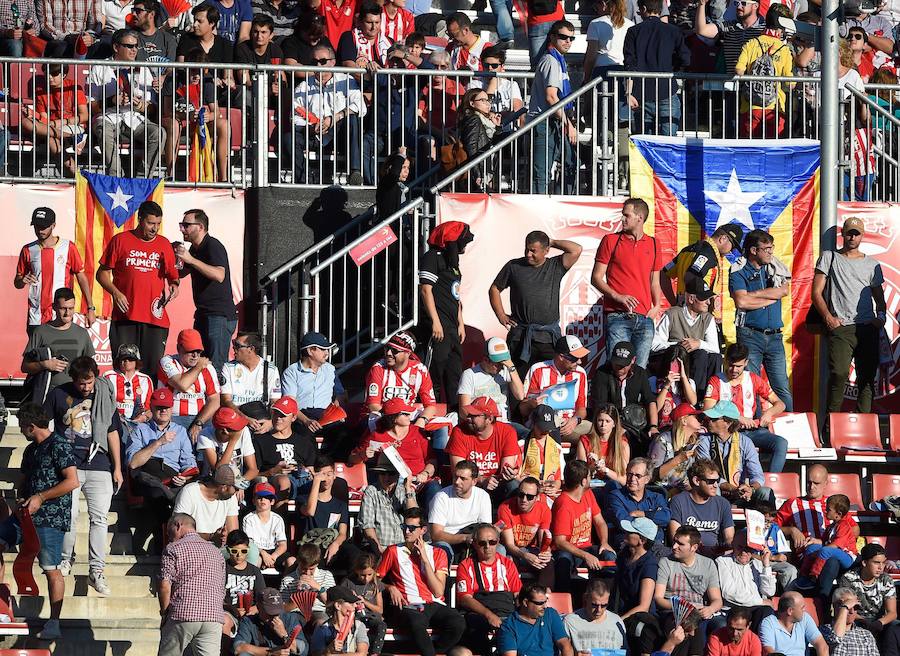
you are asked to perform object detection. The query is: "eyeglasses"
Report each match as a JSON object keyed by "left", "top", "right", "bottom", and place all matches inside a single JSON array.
[
  {"left": 626, "top": 472, "right": 648, "bottom": 479},
  {"left": 590, "top": 602, "right": 609, "bottom": 609},
  {"left": 476, "top": 539, "right": 499, "bottom": 547},
  {"left": 313, "top": 57, "right": 333, "bottom": 64},
  {"left": 132, "top": 6, "right": 147, "bottom": 12},
  {"left": 484, "top": 62, "right": 501, "bottom": 69},
  {"left": 232, "top": 340, "right": 251, "bottom": 349},
  {"left": 401, "top": 524, "right": 421, "bottom": 532},
  {"left": 554, "top": 33, "right": 575, "bottom": 41},
  {"left": 527, "top": 598, "right": 548, "bottom": 605},
  {"left": 700, "top": 477, "right": 720, "bottom": 485},
  {"left": 734, "top": 0, "right": 756, "bottom": 5},
  {"left": 516, "top": 491, "right": 538, "bottom": 500},
  {"left": 755, "top": 245, "right": 774, "bottom": 253},
  {"left": 474, "top": 97, "right": 490, "bottom": 103},
  {"left": 228, "top": 548, "right": 249, "bottom": 555},
  {"left": 179, "top": 221, "right": 200, "bottom": 228},
  {"left": 116, "top": 42, "right": 139, "bottom": 49},
  {"left": 850, "top": 33, "right": 865, "bottom": 40}
]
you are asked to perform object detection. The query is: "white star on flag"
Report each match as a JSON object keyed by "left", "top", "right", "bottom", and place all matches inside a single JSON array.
[
  {"left": 704, "top": 169, "right": 764, "bottom": 233},
  {"left": 106, "top": 186, "right": 133, "bottom": 211}
]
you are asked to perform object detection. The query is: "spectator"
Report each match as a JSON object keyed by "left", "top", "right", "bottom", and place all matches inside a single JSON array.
[
  {"left": 417, "top": 221, "right": 474, "bottom": 406},
  {"left": 706, "top": 607, "right": 764, "bottom": 656},
  {"left": 565, "top": 579, "right": 626, "bottom": 652},
  {"left": 653, "top": 345, "right": 698, "bottom": 432},
  {"left": 497, "top": 583, "right": 574, "bottom": 656},
  {"left": 198, "top": 407, "right": 259, "bottom": 482},
  {"left": 223, "top": 529, "right": 265, "bottom": 637},
  {"left": 551, "top": 459, "right": 615, "bottom": 593},
  {"left": 235, "top": 587, "right": 307, "bottom": 654},
  {"left": 381, "top": 0, "right": 412, "bottom": 41},
  {"left": 576, "top": 404, "right": 630, "bottom": 485},
  {"left": 838, "top": 544, "right": 900, "bottom": 656},
  {"left": 133, "top": 0, "right": 177, "bottom": 64},
  {"left": 703, "top": 343, "right": 787, "bottom": 474},
  {"left": 375, "top": 150, "right": 410, "bottom": 220},
  {"left": 175, "top": 209, "right": 238, "bottom": 374},
  {"left": 446, "top": 396, "right": 522, "bottom": 500},
  {"left": 590, "top": 340, "right": 659, "bottom": 443},
  {"left": 758, "top": 592, "right": 828, "bottom": 656},
  {"left": 811, "top": 216, "right": 886, "bottom": 413},
  {"left": 251, "top": 0, "right": 301, "bottom": 38},
  {"left": 521, "top": 0, "right": 565, "bottom": 65},
  {"left": 220, "top": 330, "right": 281, "bottom": 434},
  {"left": 843, "top": 5, "right": 894, "bottom": 68},
  {"left": 298, "top": 455, "right": 355, "bottom": 570},
  {"left": 97, "top": 200, "right": 179, "bottom": 381},
  {"left": 613, "top": 516, "right": 662, "bottom": 655},
  {"left": 446, "top": 12, "right": 490, "bottom": 70},
  {"left": 43, "top": 356, "right": 123, "bottom": 595},
  {"left": 176, "top": 4, "right": 235, "bottom": 63},
  {"left": 280, "top": 543, "right": 335, "bottom": 623},
  {"left": 429, "top": 460, "right": 492, "bottom": 563},
  {"left": 172, "top": 464, "right": 240, "bottom": 546},
  {"left": 650, "top": 402, "right": 703, "bottom": 493},
  {"left": 41, "top": 0, "right": 103, "bottom": 57},
  {"left": 376, "top": 507, "right": 465, "bottom": 656},
  {"left": 456, "top": 523, "right": 522, "bottom": 653},
  {"left": 357, "top": 455, "right": 419, "bottom": 555},
  {"left": 283, "top": 12, "right": 333, "bottom": 66},
  {"left": 242, "top": 483, "right": 289, "bottom": 572},
  {"left": 207, "top": 0, "right": 252, "bottom": 43},
  {"left": 846, "top": 26, "right": 873, "bottom": 83},
  {"left": 0, "top": 0, "right": 37, "bottom": 56},
  {"left": 252, "top": 396, "right": 317, "bottom": 508},
  {"left": 498, "top": 477, "right": 554, "bottom": 588},
  {"left": 158, "top": 328, "right": 222, "bottom": 440},
  {"left": 102, "top": 0, "right": 134, "bottom": 35},
  {"left": 338, "top": 553, "right": 387, "bottom": 656},
  {"left": 695, "top": 401, "right": 768, "bottom": 505},
  {"left": 17, "top": 214, "right": 93, "bottom": 338},
  {"left": 103, "top": 344, "right": 154, "bottom": 427},
  {"left": 669, "top": 458, "right": 735, "bottom": 555},
  {"left": 712, "top": 531, "right": 775, "bottom": 631},
  {"left": 822, "top": 587, "right": 880, "bottom": 656},
  {"left": 337, "top": 2, "right": 390, "bottom": 71},
  {"left": 527, "top": 21, "right": 577, "bottom": 195},
  {"left": 310, "top": 586, "right": 369, "bottom": 656},
  {"left": 654, "top": 526, "right": 724, "bottom": 654},
  {"left": 519, "top": 405, "right": 565, "bottom": 497},
  {"left": 520, "top": 336, "right": 592, "bottom": 442},
  {"left": 759, "top": 501, "right": 797, "bottom": 591},
  {"left": 651, "top": 277, "right": 721, "bottom": 396},
  {"left": 489, "top": 231, "right": 582, "bottom": 376},
  {"left": 693, "top": 0, "right": 763, "bottom": 77},
  {"left": 281, "top": 332, "right": 345, "bottom": 438},
  {"left": 623, "top": 0, "right": 690, "bottom": 135},
  {"left": 796, "top": 494, "right": 857, "bottom": 595},
  {"left": 469, "top": 47, "right": 525, "bottom": 133},
  {"left": 583, "top": 0, "right": 633, "bottom": 81},
  {"left": 309, "top": 0, "right": 356, "bottom": 46},
  {"left": 608, "top": 457, "right": 670, "bottom": 546},
  {"left": 457, "top": 88, "right": 502, "bottom": 188},
  {"left": 0, "top": 403, "right": 79, "bottom": 641},
  {"left": 158, "top": 513, "right": 227, "bottom": 656},
  {"left": 457, "top": 337, "right": 526, "bottom": 432},
  {"left": 21, "top": 287, "right": 95, "bottom": 401},
  {"left": 592, "top": 198, "right": 663, "bottom": 367}
]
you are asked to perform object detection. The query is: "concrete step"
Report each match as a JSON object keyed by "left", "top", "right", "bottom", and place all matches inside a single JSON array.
[
  {"left": 10, "top": 618, "right": 161, "bottom": 655},
  {"left": 11, "top": 594, "right": 160, "bottom": 619},
  {"left": 20, "top": 554, "right": 160, "bottom": 578},
  {"left": 16, "top": 573, "right": 155, "bottom": 598}
]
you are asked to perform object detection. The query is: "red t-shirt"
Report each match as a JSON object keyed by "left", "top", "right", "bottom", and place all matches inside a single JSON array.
[
  {"left": 34, "top": 84, "right": 87, "bottom": 121},
  {"left": 354, "top": 426, "right": 433, "bottom": 475},
  {"left": 527, "top": 0, "right": 563, "bottom": 26},
  {"left": 446, "top": 422, "right": 521, "bottom": 478},
  {"left": 456, "top": 554, "right": 522, "bottom": 597},
  {"left": 497, "top": 496, "right": 551, "bottom": 548},
  {"left": 318, "top": 0, "right": 358, "bottom": 48},
  {"left": 821, "top": 514, "right": 858, "bottom": 555},
  {"left": 99, "top": 230, "right": 179, "bottom": 327},
  {"left": 595, "top": 232, "right": 661, "bottom": 315},
  {"left": 550, "top": 490, "right": 600, "bottom": 549}
]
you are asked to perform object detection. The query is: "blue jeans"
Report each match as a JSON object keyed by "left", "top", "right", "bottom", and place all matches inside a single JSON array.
[
  {"left": 804, "top": 544, "right": 855, "bottom": 570},
  {"left": 0, "top": 37, "right": 23, "bottom": 56},
  {"left": 36, "top": 526, "right": 65, "bottom": 571},
  {"left": 605, "top": 312, "right": 654, "bottom": 368},
  {"left": 745, "top": 428, "right": 787, "bottom": 474},
  {"left": 195, "top": 314, "right": 237, "bottom": 376},
  {"left": 528, "top": 22, "right": 554, "bottom": 66},
  {"left": 736, "top": 327, "right": 793, "bottom": 412},
  {"left": 490, "top": 0, "right": 514, "bottom": 42},
  {"left": 531, "top": 119, "right": 575, "bottom": 195},
  {"left": 640, "top": 95, "right": 681, "bottom": 136}
]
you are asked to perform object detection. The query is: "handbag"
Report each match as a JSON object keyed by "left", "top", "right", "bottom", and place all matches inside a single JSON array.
[
  {"left": 440, "top": 134, "right": 468, "bottom": 172},
  {"left": 239, "top": 361, "right": 270, "bottom": 420},
  {"left": 471, "top": 558, "right": 516, "bottom": 618},
  {"left": 804, "top": 251, "right": 833, "bottom": 335}
]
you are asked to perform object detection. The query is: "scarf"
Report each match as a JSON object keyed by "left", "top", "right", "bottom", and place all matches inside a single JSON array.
[
  {"left": 716, "top": 371, "right": 756, "bottom": 418},
  {"left": 352, "top": 28, "right": 389, "bottom": 65},
  {"left": 477, "top": 110, "right": 497, "bottom": 140},
  {"left": 547, "top": 47, "right": 573, "bottom": 111},
  {"left": 710, "top": 431, "right": 743, "bottom": 486},
  {"left": 520, "top": 435, "right": 561, "bottom": 482}
]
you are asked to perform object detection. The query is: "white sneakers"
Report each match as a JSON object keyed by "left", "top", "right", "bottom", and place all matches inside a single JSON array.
[
  {"left": 58, "top": 560, "right": 72, "bottom": 578},
  {"left": 89, "top": 571, "right": 111, "bottom": 597}
]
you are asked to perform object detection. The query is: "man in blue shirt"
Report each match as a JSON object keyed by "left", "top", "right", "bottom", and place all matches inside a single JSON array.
[
  {"left": 281, "top": 331, "right": 345, "bottom": 429},
  {"left": 758, "top": 591, "right": 828, "bottom": 656},
  {"left": 730, "top": 229, "right": 793, "bottom": 411},
  {"left": 497, "top": 583, "right": 574, "bottom": 656},
  {"left": 607, "top": 457, "right": 670, "bottom": 546}
]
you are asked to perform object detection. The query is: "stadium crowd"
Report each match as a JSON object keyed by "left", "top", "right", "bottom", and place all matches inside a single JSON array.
[{"left": 3, "top": 193, "right": 892, "bottom": 656}]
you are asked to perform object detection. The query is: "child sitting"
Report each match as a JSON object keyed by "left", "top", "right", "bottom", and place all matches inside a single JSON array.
[
  {"left": 310, "top": 586, "right": 370, "bottom": 656},
  {"left": 242, "top": 482, "right": 292, "bottom": 572},
  {"left": 798, "top": 494, "right": 858, "bottom": 582},
  {"left": 280, "top": 543, "right": 336, "bottom": 627},
  {"left": 338, "top": 554, "right": 386, "bottom": 656},
  {"left": 760, "top": 502, "right": 797, "bottom": 591},
  {"left": 223, "top": 530, "right": 265, "bottom": 638}
]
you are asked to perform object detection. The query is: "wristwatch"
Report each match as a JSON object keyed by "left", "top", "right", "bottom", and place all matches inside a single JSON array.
[
  {"left": 87, "top": 305, "right": 96, "bottom": 311},
  {"left": 192, "top": 419, "right": 204, "bottom": 428}
]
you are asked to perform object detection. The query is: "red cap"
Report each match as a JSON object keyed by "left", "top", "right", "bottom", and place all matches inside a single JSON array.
[
  {"left": 213, "top": 407, "right": 249, "bottom": 431},
  {"left": 177, "top": 329, "right": 204, "bottom": 353},
  {"left": 271, "top": 396, "right": 298, "bottom": 416},
  {"left": 150, "top": 388, "right": 174, "bottom": 408},
  {"left": 672, "top": 403, "right": 701, "bottom": 423},
  {"left": 462, "top": 396, "right": 499, "bottom": 418},
  {"left": 253, "top": 482, "right": 277, "bottom": 498},
  {"left": 383, "top": 397, "right": 416, "bottom": 415}
]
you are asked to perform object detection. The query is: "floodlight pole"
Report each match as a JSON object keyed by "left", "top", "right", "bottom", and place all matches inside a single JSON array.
[{"left": 820, "top": 0, "right": 840, "bottom": 243}]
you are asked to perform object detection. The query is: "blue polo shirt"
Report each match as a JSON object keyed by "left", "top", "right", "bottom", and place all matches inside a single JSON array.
[
  {"left": 280, "top": 361, "right": 344, "bottom": 411},
  {"left": 759, "top": 612, "right": 821, "bottom": 656},
  {"left": 607, "top": 487, "right": 671, "bottom": 543},
  {"left": 497, "top": 608, "right": 568, "bottom": 656},
  {"left": 730, "top": 262, "right": 783, "bottom": 331}
]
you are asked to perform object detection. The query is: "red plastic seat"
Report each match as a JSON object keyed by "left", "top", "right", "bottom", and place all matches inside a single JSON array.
[
  {"left": 889, "top": 415, "right": 900, "bottom": 451},
  {"left": 872, "top": 474, "right": 900, "bottom": 505},
  {"left": 762, "top": 472, "right": 800, "bottom": 506},
  {"left": 335, "top": 462, "right": 367, "bottom": 491},
  {"left": 822, "top": 473, "right": 864, "bottom": 510},
  {"left": 547, "top": 592, "right": 573, "bottom": 615},
  {"left": 829, "top": 413, "right": 883, "bottom": 452}
]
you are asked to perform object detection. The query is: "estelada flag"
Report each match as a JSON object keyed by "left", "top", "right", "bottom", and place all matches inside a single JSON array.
[
  {"left": 74, "top": 170, "right": 165, "bottom": 318},
  {"left": 189, "top": 105, "right": 215, "bottom": 183},
  {"left": 629, "top": 136, "right": 821, "bottom": 411}
]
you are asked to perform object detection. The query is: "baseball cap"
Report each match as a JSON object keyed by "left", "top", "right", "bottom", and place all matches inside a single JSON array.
[
  {"left": 115, "top": 343, "right": 141, "bottom": 361},
  {"left": 383, "top": 397, "right": 416, "bottom": 415},
  {"left": 620, "top": 516, "right": 659, "bottom": 542},
  {"left": 213, "top": 407, "right": 249, "bottom": 432},
  {"left": 672, "top": 403, "right": 701, "bottom": 423},
  {"left": 486, "top": 337, "right": 510, "bottom": 363},
  {"left": 555, "top": 335, "right": 590, "bottom": 359},
  {"left": 685, "top": 277, "right": 716, "bottom": 301},
  {"left": 463, "top": 396, "right": 499, "bottom": 418},
  {"left": 326, "top": 586, "right": 359, "bottom": 605},
  {"left": 258, "top": 587, "right": 285, "bottom": 615},
  {"left": 271, "top": 396, "right": 299, "bottom": 416},
  {"left": 177, "top": 329, "right": 204, "bottom": 353},
  {"left": 704, "top": 400, "right": 741, "bottom": 420},
  {"left": 253, "top": 482, "right": 277, "bottom": 498},
  {"left": 300, "top": 331, "right": 336, "bottom": 350},
  {"left": 720, "top": 223, "right": 744, "bottom": 251},
  {"left": 842, "top": 216, "right": 866, "bottom": 235},
  {"left": 609, "top": 341, "right": 636, "bottom": 367},
  {"left": 386, "top": 331, "right": 416, "bottom": 354},
  {"left": 150, "top": 388, "right": 174, "bottom": 408},
  {"left": 532, "top": 404, "right": 557, "bottom": 433},
  {"left": 212, "top": 465, "right": 236, "bottom": 486},
  {"left": 31, "top": 207, "right": 56, "bottom": 229},
  {"left": 370, "top": 453, "right": 400, "bottom": 475}
]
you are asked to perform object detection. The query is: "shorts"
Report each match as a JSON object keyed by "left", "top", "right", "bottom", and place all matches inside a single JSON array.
[{"left": 0, "top": 515, "right": 64, "bottom": 571}]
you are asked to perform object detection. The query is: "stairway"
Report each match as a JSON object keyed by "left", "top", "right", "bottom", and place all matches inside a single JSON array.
[{"left": 0, "top": 428, "right": 162, "bottom": 656}]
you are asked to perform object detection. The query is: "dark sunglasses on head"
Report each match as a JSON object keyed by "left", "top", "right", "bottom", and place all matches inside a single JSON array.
[
  {"left": 517, "top": 491, "right": 537, "bottom": 500},
  {"left": 476, "top": 539, "right": 499, "bottom": 547},
  {"left": 554, "top": 33, "right": 575, "bottom": 42}
]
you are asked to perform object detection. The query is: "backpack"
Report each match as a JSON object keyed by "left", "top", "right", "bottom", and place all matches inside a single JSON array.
[{"left": 743, "top": 38, "right": 786, "bottom": 107}]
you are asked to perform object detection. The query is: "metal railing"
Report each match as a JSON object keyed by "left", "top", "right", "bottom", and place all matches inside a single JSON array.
[{"left": 846, "top": 84, "right": 900, "bottom": 203}]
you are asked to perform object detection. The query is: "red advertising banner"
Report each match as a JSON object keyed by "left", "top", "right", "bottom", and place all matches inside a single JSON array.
[
  {"left": 349, "top": 226, "right": 398, "bottom": 266},
  {"left": 0, "top": 184, "right": 245, "bottom": 381},
  {"left": 440, "top": 193, "right": 900, "bottom": 413}
]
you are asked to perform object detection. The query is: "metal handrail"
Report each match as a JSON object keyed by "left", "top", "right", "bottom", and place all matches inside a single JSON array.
[
  {"left": 847, "top": 85, "right": 900, "bottom": 130},
  {"left": 606, "top": 70, "right": 819, "bottom": 83}
]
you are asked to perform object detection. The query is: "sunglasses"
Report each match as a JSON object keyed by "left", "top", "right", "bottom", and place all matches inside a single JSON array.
[
  {"left": 132, "top": 6, "right": 147, "bottom": 12},
  {"left": 232, "top": 340, "right": 251, "bottom": 349},
  {"left": 229, "top": 548, "right": 249, "bottom": 555},
  {"left": 590, "top": 602, "right": 609, "bottom": 609},
  {"left": 116, "top": 42, "right": 139, "bottom": 49},
  {"left": 476, "top": 539, "right": 499, "bottom": 547},
  {"left": 845, "top": 604, "right": 860, "bottom": 612},
  {"left": 850, "top": 33, "right": 865, "bottom": 40},
  {"left": 528, "top": 598, "right": 548, "bottom": 605},
  {"left": 700, "top": 477, "right": 720, "bottom": 485},
  {"left": 484, "top": 62, "right": 501, "bottom": 69},
  {"left": 314, "top": 57, "right": 333, "bottom": 64},
  {"left": 402, "top": 524, "right": 421, "bottom": 532},
  {"left": 554, "top": 33, "right": 575, "bottom": 41},
  {"left": 517, "top": 491, "right": 538, "bottom": 500},
  {"left": 179, "top": 221, "right": 200, "bottom": 228}
]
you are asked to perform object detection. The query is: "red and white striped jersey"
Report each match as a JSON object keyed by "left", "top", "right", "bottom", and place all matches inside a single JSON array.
[
  {"left": 852, "top": 128, "right": 877, "bottom": 177},
  {"left": 704, "top": 371, "right": 771, "bottom": 419},
  {"left": 365, "top": 359, "right": 436, "bottom": 407},
  {"left": 774, "top": 495, "right": 856, "bottom": 540},
  {"left": 455, "top": 554, "right": 522, "bottom": 597},
  {"left": 376, "top": 542, "right": 449, "bottom": 605},
  {"left": 449, "top": 36, "right": 491, "bottom": 71},
  {"left": 158, "top": 355, "right": 221, "bottom": 417},
  {"left": 524, "top": 361, "right": 587, "bottom": 420},
  {"left": 381, "top": 5, "right": 414, "bottom": 43},
  {"left": 16, "top": 238, "right": 84, "bottom": 326},
  {"left": 103, "top": 369, "right": 154, "bottom": 420}
]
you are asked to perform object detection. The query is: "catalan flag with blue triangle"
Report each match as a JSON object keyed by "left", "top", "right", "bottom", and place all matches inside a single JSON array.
[
  {"left": 189, "top": 106, "right": 215, "bottom": 183},
  {"left": 74, "top": 170, "right": 165, "bottom": 318},
  {"left": 629, "top": 136, "right": 821, "bottom": 412}
]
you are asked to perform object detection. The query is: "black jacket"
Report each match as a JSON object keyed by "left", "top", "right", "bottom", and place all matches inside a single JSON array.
[{"left": 623, "top": 16, "right": 691, "bottom": 101}]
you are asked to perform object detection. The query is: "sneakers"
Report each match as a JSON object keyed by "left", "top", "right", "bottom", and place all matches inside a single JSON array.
[
  {"left": 36, "top": 618, "right": 61, "bottom": 640},
  {"left": 89, "top": 571, "right": 111, "bottom": 596},
  {"left": 58, "top": 560, "right": 72, "bottom": 577},
  {"left": 347, "top": 170, "right": 364, "bottom": 186},
  {"left": 883, "top": 495, "right": 900, "bottom": 520}
]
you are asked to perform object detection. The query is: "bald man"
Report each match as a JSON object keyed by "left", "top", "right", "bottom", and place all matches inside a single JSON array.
[{"left": 758, "top": 592, "right": 828, "bottom": 656}]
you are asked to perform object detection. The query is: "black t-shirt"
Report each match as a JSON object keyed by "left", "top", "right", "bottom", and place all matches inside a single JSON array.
[
  {"left": 225, "top": 561, "right": 265, "bottom": 608},
  {"left": 43, "top": 382, "right": 122, "bottom": 472},
  {"left": 591, "top": 363, "right": 654, "bottom": 412},
  {"left": 297, "top": 488, "right": 349, "bottom": 534},
  {"left": 177, "top": 33, "right": 234, "bottom": 63},
  {"left": 492, "top": 254, "right": 568, "bottom": 327},
  {"left": 613, "top": 549, "right": 658, "bottom": 614},
  {"left": 233, "top": 41, "right": 285, "bottom": 65},
  {"left": 417, "top": 249, "right": 461, "bottom": 331},
  {"left": 282, "top": 34, "right": 334, "bottom": 65},
  {"left": 253, "top": 431, "right": 317, "bottom": 472},
  {"left": 182, "top": 234, "right": 236, "bottom": 318}
]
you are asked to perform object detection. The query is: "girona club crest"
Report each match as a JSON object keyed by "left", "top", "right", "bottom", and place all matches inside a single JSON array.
[
  {"left": 74, "top": 316, "right": 113, "bottom": 371},
  {"left": 560, "top": 258, "right": 605, "bottom": 376}
]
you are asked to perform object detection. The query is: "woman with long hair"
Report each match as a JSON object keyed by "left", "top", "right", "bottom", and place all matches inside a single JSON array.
[
  {"left": 575, "top": 403, "right": 630, "bottom": 485},
  {"left": 648, "top": 403, "right": 703, "bottom": 493},
  {"left": 583, "top": 0, "right": 632, "bottom": 81},
  {"left": 458, "top": 87, "right": 502, "bottom": 189}
]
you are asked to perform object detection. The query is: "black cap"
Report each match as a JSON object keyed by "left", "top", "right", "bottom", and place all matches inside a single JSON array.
[
  {"left": 609, "top": 341, "right": 636, "bottom": 367},
  {"left": 326, "top": 586, "right": 359, "bottom": 605},
  {"left": 369, "top": 453, "right": 399, "bottom": 475},
  {"left": 719, "top": 223, "right": 744, "bottom": 251},
  {"left": 685, "top": 277, "right": 716, "bottom": 301},
  {"left": 31, "top": 207, "right": 56, "bottom": 229},
  {"left": 532, "top": 404, "right": 557, "bottom": 433}
]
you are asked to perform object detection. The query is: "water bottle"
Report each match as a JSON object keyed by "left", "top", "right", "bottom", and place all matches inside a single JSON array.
[{"left": 11, "top": 3, "right": 20, "bottom": 30}]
